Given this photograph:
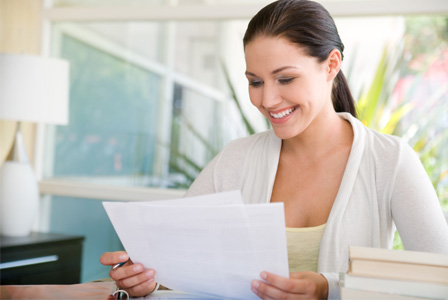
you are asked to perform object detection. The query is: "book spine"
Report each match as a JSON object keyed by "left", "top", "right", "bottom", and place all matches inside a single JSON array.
[{"left": 348, "top": 259, "right": 448, "bottom": 285}]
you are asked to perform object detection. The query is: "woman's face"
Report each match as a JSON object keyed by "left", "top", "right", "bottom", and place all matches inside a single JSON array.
[{"left": 244, "top": 36, "right": 336, "bottom": 140}]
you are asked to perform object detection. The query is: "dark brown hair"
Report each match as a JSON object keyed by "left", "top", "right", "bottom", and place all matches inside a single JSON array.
[{"left": 243, "top": 0, "right": 357, "bottom": 117}]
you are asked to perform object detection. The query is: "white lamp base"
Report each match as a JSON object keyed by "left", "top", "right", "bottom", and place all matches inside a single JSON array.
[{"left": 0, "top": 161, "right": 39, "bottom": 236}]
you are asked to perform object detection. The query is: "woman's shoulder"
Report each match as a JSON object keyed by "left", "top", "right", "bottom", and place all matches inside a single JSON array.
[
  {"left": 367, "top": 127, "right": 405, "bottom": 150},
  {"left": 353, "top": 120, "right": 421, "bottom": 181},
  {"left": 202, "top": 130, "right": 278, "bottom": 193},
  {"left": 364, "top": 126, "right": 415, "bottom": 159},
  {"left": 221, "top": 130, "right": 278, "bottom": 155},
  {"left": 342, "top": 113, "right": 413, "bottom": 157},
  {"left": 212, "top": 129, "right": 279, "bottom": 175}
]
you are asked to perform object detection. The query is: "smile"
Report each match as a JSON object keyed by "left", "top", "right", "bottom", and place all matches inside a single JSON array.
[{"left": 269, "top": 107, "right": 296, "bottom": 119}]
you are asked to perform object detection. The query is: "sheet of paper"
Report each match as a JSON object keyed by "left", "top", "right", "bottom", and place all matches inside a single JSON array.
[
  {"left": 103, "top": 190, "right": 288, "bottom": 300},
  {"left": 138, "top": 190, "right": 244, "bottom": 207}
]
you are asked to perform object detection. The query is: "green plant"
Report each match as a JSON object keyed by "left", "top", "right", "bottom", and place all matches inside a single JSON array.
[{"left": 356, "top": 48, "right": 413, "bottom": 135}]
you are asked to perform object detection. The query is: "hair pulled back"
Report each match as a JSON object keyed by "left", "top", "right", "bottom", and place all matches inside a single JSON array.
[{"left": 243, "top": 0, "right": 357, "bottom": 117}]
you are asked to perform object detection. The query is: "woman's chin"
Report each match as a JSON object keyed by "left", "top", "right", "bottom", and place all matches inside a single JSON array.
[{"left": 271, "top": 127, "right": 302, "bottom": 140}]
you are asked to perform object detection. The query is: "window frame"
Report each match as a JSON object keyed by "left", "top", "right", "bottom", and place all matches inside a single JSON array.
[{"left": 43, "top": 0, "right": 448, "bottom": 21}]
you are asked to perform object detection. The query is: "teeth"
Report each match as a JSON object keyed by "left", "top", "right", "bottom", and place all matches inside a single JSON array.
[{"left": 270, "top": 107, "right": 295, "bottom": 119}]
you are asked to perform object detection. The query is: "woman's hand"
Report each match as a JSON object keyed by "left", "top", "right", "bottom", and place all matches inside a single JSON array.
[
  {"left": 251, "top": 271, "right": 329, "bottom": 300},
  {"left": 100, "top": 251, "right": 157, "bottom": 297}
]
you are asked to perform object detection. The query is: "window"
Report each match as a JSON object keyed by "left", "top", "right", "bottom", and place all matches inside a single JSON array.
[{"left": 43, "top": 20, "right": 254, "bottom": 190}]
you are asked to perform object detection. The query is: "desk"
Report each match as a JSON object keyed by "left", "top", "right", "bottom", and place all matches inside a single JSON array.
[
  {"left": 0, "top": 232, "right": 84, "bottom": 285},
  {"left": 0, "top": 282, "right": 115, "bottom": 299},
  {"left": 0, "top": 283, "right": 216, "bottom": 299}
]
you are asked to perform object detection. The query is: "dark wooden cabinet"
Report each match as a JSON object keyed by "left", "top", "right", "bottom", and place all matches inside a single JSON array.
[{"left": 0, "top": 232, "right": 84, "bottom": 285}]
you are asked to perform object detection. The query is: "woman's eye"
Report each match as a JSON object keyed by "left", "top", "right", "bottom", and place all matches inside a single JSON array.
[
  {"left": 278, "top": 78, "right": 294, "bottom": 85},
  {"left": 249, "top": 80, "right": 263, "bottom": 87}
]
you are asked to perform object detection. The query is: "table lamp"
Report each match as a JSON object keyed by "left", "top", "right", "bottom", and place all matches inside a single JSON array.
[{"left": 0, "top": 53, "right": 69, "bottom": 237}]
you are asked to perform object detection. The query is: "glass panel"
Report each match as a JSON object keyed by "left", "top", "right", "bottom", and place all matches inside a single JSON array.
[
  {"left": 174, "top": 22, "right": 222, "bottom": 89},
  {"left": 44, "top": 20, "right": 255, "bottom": 189},
  {"left": 168, "top": 84, "right": 224, "bottom": 188},
  {"left": 80, "top": 22, "right": 163, "bottom": 63},
  {"left": 47, "top": 33, "right": 161, "bottom": 183}
]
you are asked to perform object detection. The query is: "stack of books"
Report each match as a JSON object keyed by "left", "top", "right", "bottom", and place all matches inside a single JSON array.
[{"left": 340, "top": 246, "right": 448, "bottom": 300}]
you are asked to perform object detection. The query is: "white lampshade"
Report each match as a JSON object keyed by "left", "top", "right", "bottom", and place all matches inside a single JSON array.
[
  {"left": 0, "top": 53, "right": 69, "bottom": 124},
  {"left": 0, "top": 53, "right": 70, "bottom": 237}
]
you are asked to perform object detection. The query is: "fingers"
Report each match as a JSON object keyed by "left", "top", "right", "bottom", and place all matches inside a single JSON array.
[
  {"left": 100, "top": 251, "right": 158, "bottom": 297},
  {"left": 100, "top": 251, "right": 129, "bottom": 266},
  {"left": 125, "top": 280, "right": 158, "bottom": 297},
  {"left": 252, "top": 279, "right": 296, "bottom": 300},
  {"left": 251, "top": 271, "right": 327, "bottom": 300},
  {"left": 114, "top": 265, "right": 157, "bottom": 295},
  {"left": 111, "top": 262, "right": 158, "bottom": 297},
  {"left": 259, "top": 272, "right": 308, "bottom": 293},
  {"left": 251, "top": 280, "right": 280, "bottom": 300},
  {"left": 113, "top": 264, "right": 155, "bottom": 287},
  {"left": 251, "top": 272, "right": 318, "bottom": 300}
]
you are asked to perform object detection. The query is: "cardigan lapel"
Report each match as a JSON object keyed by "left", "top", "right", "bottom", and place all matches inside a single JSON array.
[{"left": 318, "top": 113, "right": 367, "bottom": 272}]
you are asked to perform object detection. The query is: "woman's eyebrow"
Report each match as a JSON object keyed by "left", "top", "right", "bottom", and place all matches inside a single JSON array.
[
  {"left": 271, "top": 66, "right": 298, "bottom": 74},
  {"left": 245, "top": 66, "right": 298, "bottom": 77}
]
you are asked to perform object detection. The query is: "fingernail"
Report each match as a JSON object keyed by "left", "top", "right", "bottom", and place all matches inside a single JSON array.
[
  {"left": 146, "top": 270, "right": 155, "bottom": 278},
  {"left": 147, "top": 278, "right": 154, "bottom": 284},
  {"left": 133, "top": 264, "right": 143, "bottom": 272},
  {"left": 119, "top": 254, "right": 128, "bottom": 261},
  {"left": 261, "top": 272, "right": 267, "bottom": 280},
  {"left": 252, "top": 280, "right": 259, "bottom": 288},
  {"left": 251, "top": 286, "right": 258, "bottom": 294}
]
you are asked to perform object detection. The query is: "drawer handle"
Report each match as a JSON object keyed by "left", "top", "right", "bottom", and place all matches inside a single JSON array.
[{"left": 0, "top": 255, "right": 59, "bottom": 270}]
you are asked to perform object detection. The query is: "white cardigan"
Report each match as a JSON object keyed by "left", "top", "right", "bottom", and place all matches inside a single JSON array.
[{"left": 185, "top": 113, "right": 448, "bottom": 299}]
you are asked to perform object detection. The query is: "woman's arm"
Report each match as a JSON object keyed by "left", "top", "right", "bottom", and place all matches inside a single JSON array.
[{"left": 391, "top": 141, "right": 448, "bottom": 253}]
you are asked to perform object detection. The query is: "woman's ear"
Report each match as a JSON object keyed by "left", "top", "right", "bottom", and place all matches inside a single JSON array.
[{"left": 326, "top": 49, "right": 342, "bottom": 81}]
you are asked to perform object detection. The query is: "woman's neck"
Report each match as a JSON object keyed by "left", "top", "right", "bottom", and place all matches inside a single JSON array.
[{"left": 281, "top": 111, "right": 353, "bottom": 163}]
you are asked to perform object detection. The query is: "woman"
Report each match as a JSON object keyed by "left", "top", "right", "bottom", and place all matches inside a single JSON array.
[{"left": 100, "top": 0, "right": 448, "bottom": 299}]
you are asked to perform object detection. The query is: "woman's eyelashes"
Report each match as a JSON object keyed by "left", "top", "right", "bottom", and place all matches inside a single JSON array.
[
  {"left": 248, "top": 77, "right": 295, "bottom": 87},
  {"left": 278, "top": 77, "right": 295, "bottom": 85},
  {"left": 249, "top": 80, "right": 263, "bottom": 87}
]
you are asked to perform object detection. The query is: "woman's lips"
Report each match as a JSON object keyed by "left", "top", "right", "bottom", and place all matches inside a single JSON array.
[{"left": 269, "top": 106, "right": 297, "bottom": 123}]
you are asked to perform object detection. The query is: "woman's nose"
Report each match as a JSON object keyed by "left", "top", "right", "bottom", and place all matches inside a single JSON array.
[{"left": 261, "top": 85, "right": 282, "bottom": 109}]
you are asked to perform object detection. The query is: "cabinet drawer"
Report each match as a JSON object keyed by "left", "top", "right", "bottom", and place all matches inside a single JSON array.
[{"left": 0, "top": 232, "right": 84, "bottom": 285}]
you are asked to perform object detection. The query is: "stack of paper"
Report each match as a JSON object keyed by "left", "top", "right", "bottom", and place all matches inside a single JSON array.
[
  {"left": 103, "top": 190, "right": 289, "bottom": 300},
  {"left": 340, "top": 246, "right": 448, "bottom": 300}
]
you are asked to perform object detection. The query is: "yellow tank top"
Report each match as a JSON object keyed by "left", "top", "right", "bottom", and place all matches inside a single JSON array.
[{"left": 286, "top": 223, "right": 326, "bottom": 273}]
